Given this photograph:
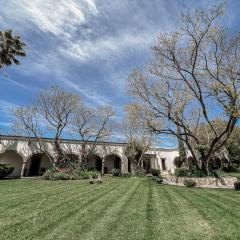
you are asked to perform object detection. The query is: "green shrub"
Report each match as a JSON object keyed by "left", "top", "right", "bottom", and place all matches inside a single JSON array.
[
  {"left": 121, "top": 173, "right": 132, "bottom": 177},
  {"left": 152, "top": 176, "right": 163, "bottom": 184},
  {"left": 53, "top": 172, "right": 71, "bottom": 180},
  {"left": 42, "top": 169, "right": 71, "bottom": 180},
  {"left": 0, "top": 164, "right": 14, "bottom": 179},
  {"left": 234, "top": 181, "right": 240, "bottom": 190},
  {"left": 43, "top": 168, "right": 100, "bottom": 181},
  {"left": 191, "top": 168, "right": 205, "bottom": 178},
  {"left": 223, "top": 165, "right": 239, "bottom": 173},
  {"left": 175, "top": 168, "right": 206, "bottom": 178},
  {"left": 134, "top": 170, "right": 145, "bottom": 178},
  {"left": 111, "top": 168, "right": 121, "bottom": 176},
  {"left": 175, "top": 168, "right": 191, "bottom": 177},
  {"left": 151, "top": 169, "right": 161, "bottom": 177},
  {"left": 78, "top": 170, "right": 90, "bottom": 179},
  {"left": 89, "top": 171, "right": 99, "bottom": 179},
  {"left": 184, "top": 179, "right": 197, "bottom": 187}
]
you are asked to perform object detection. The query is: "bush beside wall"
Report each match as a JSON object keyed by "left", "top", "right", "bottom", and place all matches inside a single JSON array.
[
  {"left": 42, "top": 169, "right": 99, "bottom": 181},
  {"left": 184, "top": 179, "right": 197, "bottom": 187},
  {"left": 151, "top": 169, "right": 161, "bottom": 177},
  {"left": 234, "top": 181, "right": 240, "bottom": 190},
  {"left": 0, "top": 164, "right": 14, "bottom": 179}
]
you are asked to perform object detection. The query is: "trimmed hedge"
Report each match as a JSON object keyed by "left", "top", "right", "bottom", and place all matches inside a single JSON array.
[{"left": 0, "top": 164, "right": 14, "bottom": 179}]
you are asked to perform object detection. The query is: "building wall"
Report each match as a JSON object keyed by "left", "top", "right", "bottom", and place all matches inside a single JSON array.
[{"left": 0, "top": 137, "right": 180, "bottom": 177}]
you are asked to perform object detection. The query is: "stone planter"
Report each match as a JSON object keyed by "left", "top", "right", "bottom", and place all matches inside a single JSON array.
[{"left": 165, "top": 175, "right": 237, "bottom": 187}]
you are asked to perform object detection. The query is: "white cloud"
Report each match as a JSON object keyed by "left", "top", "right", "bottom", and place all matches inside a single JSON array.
[
  {"left": 60, "top": 30, "right": 155, "bottom": 62},
  {"left": 84, "top": 0, "right": 98, "bottom": 15},
  {"left": 2, "top": 0, "right": 98, "bottom": 38},
  {"left": 60, "top": 77, "right": 111, "bottom": 106},
  {"left": 12, "top": 0, "right": 86, "bottom": 37}
]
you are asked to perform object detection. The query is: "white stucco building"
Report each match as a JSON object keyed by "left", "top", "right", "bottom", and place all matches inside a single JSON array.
[{"left": 0, "top": 135, "right": 180, "bottom": 178}]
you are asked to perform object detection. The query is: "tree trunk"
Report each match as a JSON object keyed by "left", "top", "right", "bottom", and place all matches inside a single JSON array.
[
  {"left": 200, "top": 153, "right": 209, "bottom": 176},
  {"left": 130, "top": 161, "right": 137, "bottom": 174},
  {"left": 81, "top": 144, "right": 87, "bottom": 170},
  {"left": 176, "top": 116, "right": 187, "bottom": 167},
  {"left": 101, "top": 159, "right": 105, "bottom": 176},
  {"left": 54, "top": 138, "right": 65, "bottom": 167}
]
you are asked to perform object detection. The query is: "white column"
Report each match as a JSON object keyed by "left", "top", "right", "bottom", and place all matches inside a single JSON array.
[
  {"left": 20, "top": 161, "right": 26, "bottom": 178},
  {"left": 121, "top": 155, "right": 128, "bottom": 173}
]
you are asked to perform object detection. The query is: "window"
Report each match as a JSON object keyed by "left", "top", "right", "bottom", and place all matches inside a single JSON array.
[{"left": 161, "top": 158, "right": 166, "bottom": 171}]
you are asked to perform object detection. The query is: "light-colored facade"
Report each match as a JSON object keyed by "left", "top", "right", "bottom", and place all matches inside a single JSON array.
[{"left": 0, "top": 135, "right": 180, "bottom": 178}]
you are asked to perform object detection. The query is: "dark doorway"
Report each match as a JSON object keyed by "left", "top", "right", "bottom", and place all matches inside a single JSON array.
[
  {"left": 95, "top": 156, "right": 102, "bottom": 172},
  {"left": 161, "top": 158, "right": 166, "bottom": 171},
  {"left": 128, "top": 159, "right": 131, "bottom": 173},
  {"left": 29, "top": 156, "right": 41, "bottom": 176},
  {"left": 114, "top": 157, "right": 121, "bottom": 169},
  {"left": 143, "top": 158, "right": 151, "bottom": 173}
]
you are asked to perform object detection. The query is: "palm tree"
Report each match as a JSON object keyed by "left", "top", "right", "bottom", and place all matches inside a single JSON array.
[{"left": 0, "top": 29, "right": 26, "bottom": 69}]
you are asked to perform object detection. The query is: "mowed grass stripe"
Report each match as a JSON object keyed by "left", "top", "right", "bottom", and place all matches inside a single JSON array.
[
  {"left": 84, "top": 178, "right": 147, "bottom": 240},
  {"left": 174, "top": 187, "right": 240, "bottom": 239},
  {"left": 1, "top": 185, "right": 116, "bottom": 240},
  {"left": 24, "top": 182, "right": 127, "bottom": 240},
  {"left": 0, "top": 179, "right": 69, "bottom": 195},
  {"left": 166, "top": 185, "right": 214, "bottom": 240},
  {"left": 0, "top": 179, "right": 88, "bottom": 204},
  {"left": 0, "top": 180, "right": 118, "bottom": 238},
  {"left": 107, "top": 178, "right": 150, "bottom": 240},
  {"left": 38, "top": 178, "right": 138, "bottom": 240},
  {"left": 150, "top": 183, "right": 212, "bottom": 240},
  {"left": 187, "top": 188, "right": 240, "bottom": 223},
  {"left": 0, "top": 177, "right": 239, "bottom": 240},
  {"left": 0, "top": 180, "right": 115, "bottom": 216}
]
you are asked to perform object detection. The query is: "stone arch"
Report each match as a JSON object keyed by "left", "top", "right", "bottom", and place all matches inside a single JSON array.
[
  {"left": 0, "top": 150, "right": 24, "bottom": 178},
  {"left": 25, "top": 153, "right": 52, "bottom": 176},
  {"left": 104, "top": 154, "right": 121, "bottom": 174},
  {"left": 86, "top": 154, "right": 102, "bottom": 172}
]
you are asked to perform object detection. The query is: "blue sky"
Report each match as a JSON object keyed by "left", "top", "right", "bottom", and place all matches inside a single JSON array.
[{"left": 0, "top": 0, "right": 239, "bottom": 147}]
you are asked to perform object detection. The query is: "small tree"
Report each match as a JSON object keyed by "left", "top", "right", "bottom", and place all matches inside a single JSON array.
[
  {"left": 72, "top": 104, "right": 114, "bottom": 173},
  {"left": 12, "top": 86, "right": 80, "bottom": 167},
  {"left": 122, "top": 104, "right": 154, "bottom": 173},
  {"left": 0, "top": 30, "right": 26, "bottom": 69}
]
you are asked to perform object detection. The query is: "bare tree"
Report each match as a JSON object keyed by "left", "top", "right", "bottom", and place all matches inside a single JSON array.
[
  {"left": 122, "top": 103, "right": 154, "bottom": 173},
  {"left": 72, "top": 104, "right": 114, "bottom": 173},
  {"left": 12, "top": 86, "right": 80, "bottom": 167},
  {"left": 128, "top": 3, "right": 240, "bottom": 175}
]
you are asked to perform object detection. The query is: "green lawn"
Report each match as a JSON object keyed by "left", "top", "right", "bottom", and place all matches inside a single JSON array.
[{"left": 0, "top": 177, "right": 239, "bottom": 240}]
